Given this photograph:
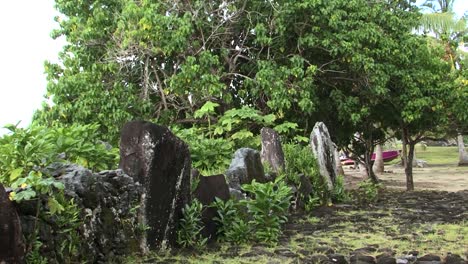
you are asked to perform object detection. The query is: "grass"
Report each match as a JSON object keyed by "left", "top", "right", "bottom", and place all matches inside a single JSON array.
[
  {"left": 415, "top": 146, "right": 459, "bottom": 165},
  {"left": 385, "top": 146, "right": 460, "bottom": 165},
  {"left": 124, "top": 211, "right": 467, "bottom": 263}
]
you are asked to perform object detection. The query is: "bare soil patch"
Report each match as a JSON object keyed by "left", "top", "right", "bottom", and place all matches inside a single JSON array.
[{"left": 343, "top": 164, "right": 468, "bottom": 192}]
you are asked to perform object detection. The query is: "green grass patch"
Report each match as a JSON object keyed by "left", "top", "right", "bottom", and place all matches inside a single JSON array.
[
  {"left": 385, "top": 146, "right": 460, "bottom": 166},
  {"left": 414, "top": 146, "right": 459, "bottom": 165}
]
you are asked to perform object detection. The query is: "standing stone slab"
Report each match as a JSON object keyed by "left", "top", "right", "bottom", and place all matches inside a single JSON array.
[
  {"left": 310, "top": 122, "right": 337, "bottom": 191},
  {"left": 260, "top": 127, "right": 285, "bottom": 174},
  {"left": 0, "top": 184, "right": 24, "bottom": 263},
  {"left": 225, "top": 148, "right": 266, "bottom": 191},
  {"left": 192, "top": 171, "right": 230, "bottom": 239},
  {"left": 119, "top": 121, "right": 191, "bottom": 250}
]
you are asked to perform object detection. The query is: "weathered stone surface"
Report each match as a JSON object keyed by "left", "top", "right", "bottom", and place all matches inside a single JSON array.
[
  {"left": 225, "top": 148, "right": 266, "bottom": 191},
  {"left": 18, "top": 164, "right": 143, "bottom": 263},
  {"left": 310, "top": 122, "right": 337, "bottom": 191},
  {"left": 119, "top": 121, "right": 191, "bottom": 250},
  {"left": 193, "top": 172, "right": 230, "bottom": 239},
  {"left": 260, "top": 127, "right": 285, "bottom": 174},
  {"left": 0, "top": 184, "right": 25, "bottom": 264}
]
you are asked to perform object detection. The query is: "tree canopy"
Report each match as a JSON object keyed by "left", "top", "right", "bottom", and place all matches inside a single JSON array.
[{"left": 32, "top": 0, "right": 464, "bottom": 185}]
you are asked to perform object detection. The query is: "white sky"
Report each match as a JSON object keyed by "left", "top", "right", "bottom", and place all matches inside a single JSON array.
[{"left": 0, "top": 1, "right": 467, "bottom": 136}]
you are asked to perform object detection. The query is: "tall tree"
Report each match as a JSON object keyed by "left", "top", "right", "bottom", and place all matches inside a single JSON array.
[
  {"left": 385, "top": 35, "right": 453, "bottom": 190},
  {"left": 419, "top": 0, "right": 468, "bottom": 166}
]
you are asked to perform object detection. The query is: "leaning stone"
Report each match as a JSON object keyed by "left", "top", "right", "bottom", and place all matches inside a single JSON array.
[
  {"left": 310, "top": 122, "right": 337, "bottom": 191},
  {"left": 193, "top": 173, "right": 230, "bottom": 239},
  {"left": 119, "top": 121, "right": 191, "bottom": 250},
  {"left": 0, "top": 184, "right": 25, "bottom": 263},
  {"left": 225, "top": 148, "right": 266, "bottom": 191},
  {"left": 260, "top": 127, "right": 285, "bottom": 174}
]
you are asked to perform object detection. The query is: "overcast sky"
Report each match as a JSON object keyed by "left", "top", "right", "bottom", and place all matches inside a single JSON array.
[{"left": 0, "top": 1, "right": 467, "bottom": 136}]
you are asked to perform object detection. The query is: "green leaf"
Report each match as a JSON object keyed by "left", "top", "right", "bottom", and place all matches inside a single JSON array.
[
  {"left": 194, "top": 101, "right": 219, "bottom": 118},
  {"left": 9, "top": 168, "right": 23, "bottom": 181},
  {"left": 48, "top": 197, "right": 65, "bottom": 215}
]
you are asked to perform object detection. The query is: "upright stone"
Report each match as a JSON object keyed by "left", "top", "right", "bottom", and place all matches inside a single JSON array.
[
  {"left": 260, "top": 127, "right": 285, "bottom": 174},
  {"left": 192, "top": 171, "right": 230, "bottom": 239},
  {"left": 119, "top": 121, "right": 191, "bottom": 250},
  {"left": 310, "top": 122, "right": 337, "bottom": 191},
  {"left": 225, "top": 148, "right": 266, "bottom": 191},
  {"left": 0, "top": 184, "right": 24, "bottom": 263}
]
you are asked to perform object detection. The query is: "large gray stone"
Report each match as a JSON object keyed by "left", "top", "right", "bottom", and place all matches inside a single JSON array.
[
  {"left": 260, "top": 127, "right": 285, "bottom": 174},
  {"left": 310, "top": 122, "right": 337, "bottom": 191},
  {"left": 225, "top": 148, "right": 266, "bottom": 191},
  {"left": 19, "top": 164, "right": 143, "bottom": 263},
  {"left": 119, "top": 121, "right": 191, "bottom": 250},
  {"left": 0, "top": 184, "right": 25, "bottom": 263}
]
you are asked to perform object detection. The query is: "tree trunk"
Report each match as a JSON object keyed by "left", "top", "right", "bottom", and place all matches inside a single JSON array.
[
  {"left": 402, "top": 128, "right": 414, "bottom": 191},
  {"left": 334, "top": 148, "right": 345, "bottom": 176},
  {"left": 364, "top": 150, "right": 379, "bottom": 183},
  {"left": 457, "top": 133, "right": 468, "bottom": 166},
  {"left": 373, "top": 144, "right": 384, "bottom": 174}
]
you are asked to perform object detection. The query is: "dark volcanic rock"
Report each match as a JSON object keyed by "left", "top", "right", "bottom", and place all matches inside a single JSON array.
[
  {"left": 119, "top": 121, "right": 191, "bottom": 250},
  {"left": 225, "top": 148, "right": 266, "bottom": 191},
  {"left": 350, "top": 255, "right": 376, "bottom": 264},
  {"left": 0, "top": 184, "right": 25, "bottom": 263},
  {"left": 328, "top": 254, "right": 348, "bottom": 264},
  {"left": 444, "top": 254, "right": 465, "bottom": 264},
  {"left": 310, "top": 122, "right": 337, "bottom": 191},
  {"left": 274, "top": 248, "right": 299, "bottom": 258},
  {"left": 193, "top": 172, "right": 230, "bottom": 239},
  {"left": 260, "top": 127, "right": 285, "bottom": 174}
]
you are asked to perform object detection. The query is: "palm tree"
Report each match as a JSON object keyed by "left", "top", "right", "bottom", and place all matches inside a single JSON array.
[{"left": 419, "top": 0, "right": 468, "bottom": 166}]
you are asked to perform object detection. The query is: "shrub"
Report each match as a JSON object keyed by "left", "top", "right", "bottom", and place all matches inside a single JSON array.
[
  {"left": 211, "top": 197, "right": 251, "bottom": 244},
  {"left": 354, "top": 179, "right": 382, "bottom": 204},
  {"left": 283, "top": 143, "right": 330, "bottom": 206},
  {"left": 176, "top": 199, "right": 207, "bottom": 249},
  {"left": 242, "top": 177, "right": 293, "bottom": 243}
]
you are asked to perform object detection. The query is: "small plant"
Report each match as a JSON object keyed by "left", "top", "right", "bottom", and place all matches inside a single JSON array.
[
  {"left": 283, "top": 143, "right": 331, "bottom": 208},
  {"left": 332, "top": 175, "right": 350, "bottom": 203},
  {"left": 211, "top": 197, "right": 251, "bottom": 244},
  {"left": 304, "top": 195, "right": 322, "bottom": 212},
  {"left": 354, "top": 179, "right": 382, "bottom": 204},
  {"left": 176, "top": 199, "right": 207, "bottom": 249},
  {"left": 242, "top": 177, "right": 292, "bottom": 243}
]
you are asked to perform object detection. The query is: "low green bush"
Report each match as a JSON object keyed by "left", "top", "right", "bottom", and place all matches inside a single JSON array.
[
  {"left": 211, "top": 198, "right": 251, "bottom": 244},
  {"left": 176, "top": 199, "right": 208, "bottom": 249},
  {"left": 354, "top": 179, "right": 382, "bottom": 204},
  {"left": 242, "top": 178, "right": 293, "bottom": 243},
  {"left": 283, "top": 144, "right": 332, "bottom": 208}
]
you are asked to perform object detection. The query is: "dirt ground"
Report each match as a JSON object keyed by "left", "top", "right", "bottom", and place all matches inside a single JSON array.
[{"left": 343, "top": 164, "right": 468, "bottom": 192}]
